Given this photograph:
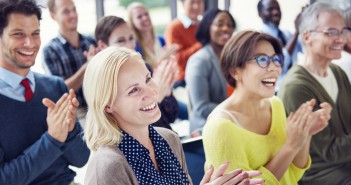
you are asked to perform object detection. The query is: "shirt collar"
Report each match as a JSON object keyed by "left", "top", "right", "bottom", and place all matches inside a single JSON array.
[
  {"left": 178, "top": 14, "right": 196, "bottom": 29},
  {"left": 260, "top": 22, "right": 279, "bottom": 36},
  {"left": 0, "top": 67, "right": 34, "bottom": 88},
  {"left": 57, "top": 32, "right": 83, "bottom": 45}
]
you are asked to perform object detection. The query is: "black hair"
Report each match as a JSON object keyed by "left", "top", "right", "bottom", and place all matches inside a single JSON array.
[
  {"left": 195, "top": 8, "right": 236, "bottom": 45},
  {"left": 0, "top": 0, "right": 42, "bottom": 35}
]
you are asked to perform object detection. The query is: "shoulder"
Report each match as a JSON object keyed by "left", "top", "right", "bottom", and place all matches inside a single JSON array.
[
  {"left": 165, "top": 19, "right": 183, "bottom": 32},
  {"left": 34, "top": 73, "right": 67, "bottom": 92},
  {"left": 81, "top": 34, "right": 96, "bottom": 45},
  {"left": 89, "top": 146, "right": 132, "bottom": 174},
  {"left": 280, "top": 65, "right": 311, "bottom": 91},
  {"left": 34, "top": 72, "right": 64, "bottom": 85},
  {"left": 155, "top": 127, "right": 179, "bottom": 142},
  {"left": 43, "top": 37, "right": 62, "bottom": 50},
  {"left": 188, "top": 46, "right": 211, "bottom": 65},
  {"left": 85, "top": 146, "right": 136, "bottom": 184}
]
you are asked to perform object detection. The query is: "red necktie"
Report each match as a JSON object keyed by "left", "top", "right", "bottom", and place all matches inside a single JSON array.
[{"left": 20, "top": 78, "right": 33, "bottom": 101}]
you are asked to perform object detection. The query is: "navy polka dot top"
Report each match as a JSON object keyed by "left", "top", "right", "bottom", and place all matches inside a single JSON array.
[{"left": 118, "top": 126, "right": 189, "bottom": 185}]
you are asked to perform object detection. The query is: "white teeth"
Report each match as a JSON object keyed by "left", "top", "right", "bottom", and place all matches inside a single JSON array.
[
  {"left": 221, "top": 34, "right": 230, "bottom": 39},
  {"left": 140, "top": 102, "right": 156, "bottom": 111},
  {"left": 18, "top": 50, "right": 34, "bottom": 55},
  {"left": 262, "top": 78, "right": 276, "bottom": 83}
]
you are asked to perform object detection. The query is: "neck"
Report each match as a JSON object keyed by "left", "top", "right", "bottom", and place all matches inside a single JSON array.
[
  {"left": 226, "top": 88, "right": 267, "bottom": 116},
  {"left": 59, "top": 29, "right": 79, "bottom": 47},
  {"left": 301, "top": 53, "right": 330, "bottom": 77},
  {"left": 122, "top": 124, "right": 151, "bottom": 148},
  {"left": 0, "top": 61, "right": 30, "bottom": 77},
  {"left": 210, "top": 42, "right": 224, "bottom": 60}
]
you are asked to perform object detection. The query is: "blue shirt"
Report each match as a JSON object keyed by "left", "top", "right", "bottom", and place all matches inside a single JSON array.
[
  {"left": 119, "top": 126, "right": 189, "bottom": 185},
  {"left": 0, "top": 67, "right": 35, "bottom": 101},
  {"left": 43, "top": 33, "right": 96, "bottom": 107},
  {"left": 259, "top": 23, "right": 303, "bottom": 91}
]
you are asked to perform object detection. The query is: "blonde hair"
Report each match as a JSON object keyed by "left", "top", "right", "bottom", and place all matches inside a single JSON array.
[
  {"left": 127, "top": 2, "right": 158, "bottom": 69},
  {"left": 83, "top": 46, "right": 142, "bottom": 151}
]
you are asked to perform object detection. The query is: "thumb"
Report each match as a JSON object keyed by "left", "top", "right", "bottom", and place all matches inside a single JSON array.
[
  {"left": 42, "top": 98, "right": 55, "bottom": 110},
  {"left": 199, "top": 165, "right": 214, "bottom": 185}
]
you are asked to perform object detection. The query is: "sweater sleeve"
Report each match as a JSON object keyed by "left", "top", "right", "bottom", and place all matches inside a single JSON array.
[
  {"left": 185, "top": 52, "right": 218, "bottom": 119},
  {"left": 279, "top": 81, "right": 351, "bottom": 163},
  {"left": 62, "top": 123, "right": 90, "bottom": 167},
  {"left": 164, "top": 23, "right": 202, "bottom": 80},
  {"left": 0, "top": 133, "right": 63, "bottom": 185}
]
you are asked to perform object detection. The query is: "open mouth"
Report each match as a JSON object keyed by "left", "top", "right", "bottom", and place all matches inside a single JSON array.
[
  {"left": 139, "top": 102, "right": 157, "bottom": 112},
  {"left": 261, "top": 77, "right": 277, "bottom": 87},
  {"left": 17, "top": 50, "right": 35, "bottom": 56}
]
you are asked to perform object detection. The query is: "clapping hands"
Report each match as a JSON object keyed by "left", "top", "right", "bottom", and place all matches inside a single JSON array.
[{"left": 42, "top": 89, "right": 79, "bottom": 143}]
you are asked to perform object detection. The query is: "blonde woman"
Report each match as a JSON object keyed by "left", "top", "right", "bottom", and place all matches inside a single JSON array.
[
  {"left": 83, "top": 46, "right": 264, "bottom": 184},
  {"left": 127, "top": 2, "right": 178, "bottom": 69}
]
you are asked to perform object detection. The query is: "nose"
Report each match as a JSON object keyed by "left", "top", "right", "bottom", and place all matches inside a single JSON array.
[
  {"left": 266, "top": 58, "right": 279, "bottom": 71},
  {"left": 142, "top": 83, "right": 158, "bottom": 101},
  {"left": 126, "top": 40, "right": 136, "bottom": 50},
  {"left": 23, "top": 36, "right": 34, "bottom": 47}
]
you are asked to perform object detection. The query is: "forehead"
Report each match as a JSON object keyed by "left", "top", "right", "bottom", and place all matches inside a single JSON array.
[
  {"left": 4, "top": 13, "right": 39, "bottom": 32},
  {"left": 213, "top": 12, "right": 231, "bottom": 22},
  {"left": 117, "top": 57, "right": 148, "bottom": 86},
  {"left": 316, "top": 11, "right": 345, "bottom": 29},
  {"left": 253, "top": 40, "right": 275, "bottom": 55},
  {"left": 262, "top": 0, "right": 279, "bottom": 9},
  {"left": 54, "top": 0, "right": 75, "bottom": 10},
  {"left": 132, "top": 6, "right": 147, "bottom": 14},
  {"left": 184, "top": 0, "right": 203, "bottom": 5},
  {"left": 111, "top": 23, "right": 132, "bottom": 37}
]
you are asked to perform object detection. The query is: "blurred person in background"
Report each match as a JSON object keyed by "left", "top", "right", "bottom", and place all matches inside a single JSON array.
[
  {"left": 164, "top": 0, "right": 204, "bottom": 88},
  {"left": 185, "top": 9, "right": 236, "bottom": 135},
  {"left": 333, "top": 6, "right": 351, "bottom": 84}
]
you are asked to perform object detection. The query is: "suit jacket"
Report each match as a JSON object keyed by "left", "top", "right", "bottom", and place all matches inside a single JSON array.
[
  {"left": 84, "top": 127, "right": 192, "bottom": 185},
  {"left": 185, "top": 44, "right": 227, "bottom": 132}
]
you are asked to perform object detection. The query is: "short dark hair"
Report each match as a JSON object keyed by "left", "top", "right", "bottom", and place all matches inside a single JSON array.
[
  {"left": 257, "top": 0, "right": 264, "bottom": 13},
  {"left": 221, "top": 30, "right": 283, "bottom": 87},
  {"left": 95, "top": 16, "right": 126, "bottom": 45},
  {"left": 196, "top": 8, "right": 236, "bottom": 45},
  {"left": 0, "top": 0, "right": 42, "bottom": 35}
]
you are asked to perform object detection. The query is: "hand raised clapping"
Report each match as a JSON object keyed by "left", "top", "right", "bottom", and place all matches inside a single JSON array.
[{"left": 42, "top": 89, "right": 79, "bottom": 143}]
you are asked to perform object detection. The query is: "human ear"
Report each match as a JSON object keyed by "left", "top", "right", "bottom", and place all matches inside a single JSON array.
[
  {"left": 230, "top": 68, "right": 241, "bottom": 81},
  {"left": 98, "top": 40, "right": 108, "bottom": 49},
  {"left": 104, "top": 106, "right": 112, "bottom": 113}
]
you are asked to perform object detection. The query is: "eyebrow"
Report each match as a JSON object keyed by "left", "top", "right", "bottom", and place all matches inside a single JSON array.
[{"left": 124, "top": 72, "right": 150, "bottom": 92}]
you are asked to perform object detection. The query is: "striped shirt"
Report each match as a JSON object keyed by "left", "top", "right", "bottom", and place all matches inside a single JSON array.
[{"left": 43, "top": 33, "right": 96, "bottom": 107}]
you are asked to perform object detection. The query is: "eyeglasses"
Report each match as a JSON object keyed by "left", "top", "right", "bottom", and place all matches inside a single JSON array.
[
  {"left": 310, "top": 28, "right": 351, "bottom": 39},
  {"left": 247, "top": 54, "right": 284, "bottom": 68}
]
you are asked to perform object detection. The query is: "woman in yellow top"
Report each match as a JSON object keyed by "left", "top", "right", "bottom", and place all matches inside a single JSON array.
[{"left": 202, "top": 30, "right": 332, "bottom": 185}]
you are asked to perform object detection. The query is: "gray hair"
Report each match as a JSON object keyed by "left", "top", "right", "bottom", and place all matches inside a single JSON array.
[
  {"left": 343, "top": 7, "right": 351, "bottom": 27},
  {"left": 299, "top": 2, "right": 343, "bottom": 45}
]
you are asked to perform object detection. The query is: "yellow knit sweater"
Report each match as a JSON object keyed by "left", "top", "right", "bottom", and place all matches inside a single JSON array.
[{"left": 203, "top": 96, "right": 311, "bottom": 185}]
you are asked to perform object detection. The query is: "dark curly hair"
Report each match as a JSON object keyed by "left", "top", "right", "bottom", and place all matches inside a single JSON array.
[{"left": 0, "top": 0, "right": 42, "bottom": 35}]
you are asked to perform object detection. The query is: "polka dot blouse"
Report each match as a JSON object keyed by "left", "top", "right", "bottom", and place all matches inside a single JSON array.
[{"left": 118, "top": 125, "right": 189, "bottom": 185}]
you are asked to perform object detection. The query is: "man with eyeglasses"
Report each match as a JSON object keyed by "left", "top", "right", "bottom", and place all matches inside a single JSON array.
[{"left": 278, "top": 3, "right": 351, "bottom": 185}]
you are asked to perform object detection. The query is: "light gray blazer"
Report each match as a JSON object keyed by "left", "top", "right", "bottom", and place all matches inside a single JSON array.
[
  {"left": 84, "top": 127, "right": 192, "bottom": 185},
  {"left": 185, "top": 44, "right": 227, "bottom": 132}
]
